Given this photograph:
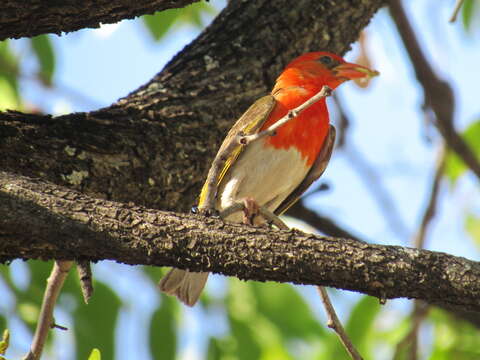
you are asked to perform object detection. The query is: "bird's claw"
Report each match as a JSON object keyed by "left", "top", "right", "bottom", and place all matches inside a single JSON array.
[{"left": 192, "top": 205, "right": 220, "bottom": 218}]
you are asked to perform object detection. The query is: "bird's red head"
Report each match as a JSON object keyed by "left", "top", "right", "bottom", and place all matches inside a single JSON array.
[{"left": 274, "top": 51, "right": 379, "bottom": 93}]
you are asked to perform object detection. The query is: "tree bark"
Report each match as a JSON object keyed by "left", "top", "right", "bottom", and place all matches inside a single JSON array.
[
  {"left": 1, "top": 172, "right": 480, "bottom": 313},
  {"left": 0, "top": 0, "right": 199, "bottom": 41},
  {"left": 0, "top": 0, "right": 385, "bottom": 213}
]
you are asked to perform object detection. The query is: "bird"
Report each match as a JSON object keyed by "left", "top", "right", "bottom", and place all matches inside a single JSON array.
[{"left": 159, "top": 51, "right": 379, "bottom": 306}]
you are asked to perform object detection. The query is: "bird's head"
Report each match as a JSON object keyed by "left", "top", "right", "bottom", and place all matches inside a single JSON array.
[{"left": 275, "top": 51, "right": 379, "bottom": 92}]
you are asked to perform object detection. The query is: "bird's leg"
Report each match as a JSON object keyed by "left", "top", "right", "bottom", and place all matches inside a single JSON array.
[
  {"left": 242, "top": 197, "right": 259, "bottom": 225},
  {"left": 218, "top": 199, "right": 288, "bottom": 230}
]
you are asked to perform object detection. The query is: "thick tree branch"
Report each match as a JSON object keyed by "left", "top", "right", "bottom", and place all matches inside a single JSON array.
[
  {"left": 0, "top": 0, "right": 199, "bottom": 41},
  {"left": 0, "top": 0, "right": 385, "bottom": 213},
  {"left": 1, "top": 172, "right": 480, "bottom": 312}
]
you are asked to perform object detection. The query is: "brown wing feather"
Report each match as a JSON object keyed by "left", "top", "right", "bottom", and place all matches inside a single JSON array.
[
  {"left": 274, "top": 125, "right": 336, "bottom": 215},
  {"left": 198, "top": 95, "right": 276, "bottom": 206}
]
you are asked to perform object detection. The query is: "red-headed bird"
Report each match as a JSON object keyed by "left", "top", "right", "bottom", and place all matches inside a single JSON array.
[{"left": 159, "top": 51, "right": 379, "bottom": 306}]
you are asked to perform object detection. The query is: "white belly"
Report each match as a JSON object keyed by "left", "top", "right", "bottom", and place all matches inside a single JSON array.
[{"left": 217, "top": 139, "right": 309, "bottom": 222}]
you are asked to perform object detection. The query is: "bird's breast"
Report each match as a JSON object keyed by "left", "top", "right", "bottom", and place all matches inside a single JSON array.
[
  {"left": 261, "top": 89, "right": 330, "bottom": 166},
  {"left": 218, "top": 138, "right": 309, "bottom": 222}
]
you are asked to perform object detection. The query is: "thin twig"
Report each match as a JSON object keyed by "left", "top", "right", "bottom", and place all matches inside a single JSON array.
[
  {"left": 332, "top": 95, "right": 350, "bottom": 149},
  {"left": 202, "top": 86, "right": 333, "bottom": 210},
  {"left": 240, "top": 86, "right": 332, "bottom": 145},
  {"left": 449, "top": 0, "right": 465, "bottom": 23},
  {"left": 413, "top": 145, "right": 446, "bottom": 249},
  {"left": 24, "top": 260, "right": 73, "bottom": 360},
  {"left": 390, "top": 0, "right": 480, "bottom": 181},
  {"left": 317, "top": 287, "right": 363, "bottom": 360},
  {"left": 51, "top": 323, "right": 68, "bottom": 331},
  {"left": 76, "top": 261, "right": 94, "bottom": 304}
]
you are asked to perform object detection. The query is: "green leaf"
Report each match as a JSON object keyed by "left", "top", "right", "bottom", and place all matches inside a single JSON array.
[
  {"left": 30, "top": 35, "right": 55, "bottom": 86},
  {"left": 17, "top": 302, "right": 40, "bottom": 327},
  {"left": 0, "top": 41, "right": 21, "bottom": 110},
  {"left": 224, "top": 281, "right": 266, "bottom": 360},
  {"left": 444, "top": 120, "right": 480, "bottom": 184},
  {"left": 328, "top": 295, "right": 380, "bottom": 360},
  {"left": 250, "top": 282, "right": 325, "bottom": 340},
  {"left": 182, "top": 2, "right": 216, "bottom": 28},
  {"left": 0, "top": 329, "right": 9, "bottom": 355},
  {"left": 74, "top": 281, "right": 121, "bottom": 360},
  {"left": 142, "top": 2, "right": 216, "bottom": 42},
  {"left": 462, "top": 0, "right": 475, "bottom": 32},
  {"left": 149, "top": 295, "right": 177, "bottom": 360},
  {"left": 0, "top": 318, "right": 6, "bottom": 343},
  {"left": 143, "top": 9, "right": 181, "bottom": 41},
  {"left": 0, "top": 76, "right": 19, "bottom": 110},
  {"left": 228, "top": 316, "right": 262, "bottom": 360},
  {"left": 465, "top": 213, "right": 480, "bottom": 248},
  {"left": 206, "top": 337, "right": 223, "bottom": 360},
  {"left": 428, "top": 308, "right": 480, "bottom": 359},
  {"left": 345, "top": 296, "right": 381, "bottom": 354},
  {"left": 87, "top": 348, "right": 101, "bottom": 360},
  {"left": 224, "top": 281, "right": 305, "bottom": 360}
]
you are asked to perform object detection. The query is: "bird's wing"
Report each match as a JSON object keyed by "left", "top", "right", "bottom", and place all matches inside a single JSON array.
[
  {"left": 198, "top": 95, "right": 276, "bottom": 207},
  {"left": 274, "top": 124, "right": 336, "bottom": 215}
]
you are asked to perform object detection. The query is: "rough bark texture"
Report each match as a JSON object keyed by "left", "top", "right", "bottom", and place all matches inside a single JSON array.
[
  {"left": 0, "top": 0, "right": 199, "bottom": 41},
  {"left": 0, "top": 0, "right": 385, "bottom": 213},
  {"left": 1, "top": 172, "right": 480, "bottom": 312}
]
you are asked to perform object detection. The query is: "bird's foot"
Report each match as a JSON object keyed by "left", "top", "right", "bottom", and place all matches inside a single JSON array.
[
  {"left": 192, "top": 205, "right": 220, "bottom": 217},
  {"left": 242, "top": 197, "right": 259, "bottom": 225},
  {"left": 218, "top": 199, "right": 289, "bottom": 230}
]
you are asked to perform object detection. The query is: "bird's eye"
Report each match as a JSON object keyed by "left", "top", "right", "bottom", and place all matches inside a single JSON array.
[{"left": 318, "top": 56, "right": 333, "bottom": 65}]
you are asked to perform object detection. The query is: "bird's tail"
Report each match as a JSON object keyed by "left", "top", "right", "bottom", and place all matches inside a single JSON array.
[{"left": 158, "top": 269, "right": 209, "bottom": 306}]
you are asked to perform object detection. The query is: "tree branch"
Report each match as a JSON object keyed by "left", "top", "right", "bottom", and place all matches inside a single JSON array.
[
  {"left": 449, "top": 0, "right": 465, "bottom": 23},
  {"left": 0, "top": 0, "right": 199, "bottom": 41},
  {"left": 1, "top": 172, "right": 480, "bottom": 312},
  {"left": 318, "top": 287, "right": 363, "bottom": 360},
  {"left": 412, "top": 145, "right": 446, "bottom": 249},
  {"left": 389, "top": 0, "right": 480, "bottom": 181},
  {"left": 0, "top": 0, "right": 385, "bottom": 213},
  {"left": 23, "top": 261, "right": 72, "bottom": 360}
]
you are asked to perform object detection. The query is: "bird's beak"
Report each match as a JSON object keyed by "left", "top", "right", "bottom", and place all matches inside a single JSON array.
[{"left": 333, "top": 62, "right": 379, "bottom": 81}]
